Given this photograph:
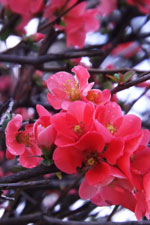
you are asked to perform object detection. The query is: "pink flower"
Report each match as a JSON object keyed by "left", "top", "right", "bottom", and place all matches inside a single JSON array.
[
  {"left": 5, "top": 114, "right": 26, "bottom": 155},
  {"left": 95, "top": 101, "right": 142, "bottom": 142},
  {"left": 5, "top": 114, "right": 42, "bottom": 168},
  {"left": 97, "top": 0, "right": 117, "bottom": 16},
  {"left": 53, "top": 131, "right": 125, "bottom": 186},
  {"left": 51, "top": 101, "right": 94, "bottom": 146},
  {"left": 85, "top": 89, "right": 111, "bottom": 105},
  {"left": 47, "top": 65, "right": 94, "bottom": 110},
  {"left": 90, "top": 178, "right": 136, "bottom": 212},
  {"left": 126, "top": 0, "right": 150, "bottom": 14},
  {"left": 112, "top": 42, "right": 140, "bottom": 59},
  {"left": 136, "top": 81, "right": 150, "bottom": 88},
  {"left": 24, "top": 33, "right": 45, "bottom": 42},
  {"left": 44, "top": 0, "right": 70, "bottom": 22},
  {"left": 0, "top": 0, "right": 43, "bottom": 33},
  {"left": 19, "top": 143, "right": 42, "bottom": 168},
  {"left": 64, "top": 1, "right": 100, "bottom": 48},
  {"left": 44, "top": 0, "right": 99, "bottom": 47},
  {"left": 34, "top": 104, "right": 56, "bottom": 151},
  {"left": 15, "top": 107, "right": 34, "bottom": 120}
]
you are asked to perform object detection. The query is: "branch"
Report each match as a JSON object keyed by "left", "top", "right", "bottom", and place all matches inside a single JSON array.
[
  {"left": 0, "top": 179, "right": 54, "bottom": 190},
  {"left": 0, "top": 164, "right": 57, "bottom": 184},
  {"left": 0, "top": 212, "right": 42, "bottom": 225},
  {"left": 37, "top": 66, "right": 149, "bottom": 75},
  {"left": 0, "top": 50, "right": 104, "bottom": 65},
  {"left": 0, "top": 178, "right": 73, "bottom": 190},
  {"left": 43, "top": 216, "right": 150, "bottom": 225},
  {"left": 111, "top": 73, "right": 150, "bottom": 94},
  {"left": 0, "top": 212, "right": 150, "bottom": 225}
]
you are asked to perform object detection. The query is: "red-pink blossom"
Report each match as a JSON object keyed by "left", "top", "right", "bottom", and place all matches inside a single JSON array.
[
  {"left": 0, "top": 0, "right": 43, "bottom": 33},
  {"left": 136, "top": 81, "right": 150, "bottom": 88},
  {"left": 15, "top": 107, "right": 34, "bottom": 120},
  {"left": 64, "top": 1, "right": 100, "bottom": 47},
  {"left": 5, "top": 114, "right": 42, "bottom": 168},
  {"left": 25, "top": 33, "right": 45, "bottom": 42},
  {"left": 97, "top": 0, "right": 117, "bottom": 16},
  {"left": 91, "top": 178, "right": 136, "bottom": 212},
  {"left": 19, "top": 143, "right": 42, "bottom": 168},
  {"left": 53, "top": 131, "right": 125, "bottom": 186},
  {"left": 47, "top": 65, "right": 94, "bottom": 110},
  {"left": 5, "top": 114, "right": 26, "bottom": 155},
  {"left": 112, "top": 42, "right": 141, "bottom": 59},
  {"left": 85, "top": 89, "right": 111, "bottom": 105},
  {"left": 51, "top": 100, "right": 94, "bottom": 147},
  {"left": 95, "top": 101, "right": 142, "bottom": 142},
  {"left": 44, "top": 0, "right": 99, "bottom": 47},
  {"left": 44, "top": 0, "right": 71, "bottom": 22},
  {"left": 34, "top": 104, "right": 56, "bottom": 151},
  {"left": 126, "top": 0, "right": 150, "bottom": 14}
]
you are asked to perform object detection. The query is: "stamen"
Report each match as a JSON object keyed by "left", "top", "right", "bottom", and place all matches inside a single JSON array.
[
  {"left": 16, "top": 132, "right": 32, "bottom": 147},
  {"left": 64, "top": 80, "right": 81, "bottom": 101},
  {"left": 106, "top": 123, "right": 117, "bottom": 134},
  {"left": 73, "top": 122, "right": 85, "bottom": 136}
]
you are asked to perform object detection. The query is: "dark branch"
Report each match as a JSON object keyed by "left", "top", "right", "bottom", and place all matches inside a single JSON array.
[
  {"left": 111, "top": 73, "right": 150, "bottom": 94},
  {"left": 0, "top": 212, "right": 150, "bottom": 225},
  {"left": 0, "top": 50, "right": 104, "bottom": 65},
  {"left": 0, "top": 164, "right": 57, "bottom": 184}
]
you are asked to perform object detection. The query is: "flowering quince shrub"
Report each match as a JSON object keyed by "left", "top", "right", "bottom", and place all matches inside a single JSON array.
[
  {"left": 5, "top": 65, "right": 150, "bottom": 220},
  {"left": 1, "top": 0, "right": 150, "bottom": 223}
]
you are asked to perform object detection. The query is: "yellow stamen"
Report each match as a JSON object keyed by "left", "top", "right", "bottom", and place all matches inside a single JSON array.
[
  {"left": 64, "top": 80, "right": 81, "bottom": 101},
  {"left": 73, "top": 122, "right": 85, "bottom": 136},
  {"left": 86, "top": 91, "right": 99, "bottom": 103},
  {"left": 106, "top": 123, "right": 117, "bottom": 134},
  {"left": 87, "top": 157, "right": 96, "bottom": 166}
]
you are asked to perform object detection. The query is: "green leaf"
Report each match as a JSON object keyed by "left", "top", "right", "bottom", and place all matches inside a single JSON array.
[
  {"left": 2, "top": 113, "right": 12, "bottom": 131},
  {"left": 107, "top": 75, "right": 120, "bottom": 83},
  {"left": 114, "top": 73, "right": 121, "bottom": 79},
  {"left": 0, "top": 28, "right": 11, "bottom": 41},
  {"left": 56, "top": 172, "right": 62, "bottom": 180},
  {"left": 60, "top": 20, "right": 66, "bottom": 26},
  {"left": 123, "top": 71, "right": 135, "bottom": 82}
]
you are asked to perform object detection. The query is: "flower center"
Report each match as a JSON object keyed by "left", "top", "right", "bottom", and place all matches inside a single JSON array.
[
  {"left": 73, "top": 122, "right": 85, "bottom": 136},
  {"left": 86, "top": 90, "right": 101, "bottom": 104},
  {"left": 64, "top": 80, "right": 81, "bottom": 101},
  {"left": 87, "top": 157, "right": 96, "bottom": 166},
  {"left": 106, "top": 123, "right": 117, "bottom": 134},
  {"left": 16, "top": 132, "right": 32, "bottom": 147},
  {"left": 86, "top": 151, "right": 99, "bottom": 167}
]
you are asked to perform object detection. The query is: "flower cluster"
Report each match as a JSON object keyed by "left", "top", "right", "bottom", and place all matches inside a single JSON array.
[
  {"left": 5, "top": 65, "right": 150, "bottom": 220},
  {"left": 44, "top": 0, "right": 100, "bottom": 48},
  {"left": 0, "top": 0, "right": 149, "bottom": 47}
]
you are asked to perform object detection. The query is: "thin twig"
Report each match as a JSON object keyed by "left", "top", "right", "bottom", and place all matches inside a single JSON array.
[
  {"left": 0, "top": 164, "right": 57, "bottom": 184},
  {"left": 111, "top": 73, "right": 150, "bottom": 94},
  {"left": 124, "top": 87, "right": 150, "bottom": 114}
]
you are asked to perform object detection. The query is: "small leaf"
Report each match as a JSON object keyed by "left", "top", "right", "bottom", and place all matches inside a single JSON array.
[
  {"left": 107, "top": 74, "right": 120, "bottom": 83},
  {"left": 123, "top": 71, "right": 135, "bottom": 82},
  {"left": 60, "top": 20, "right": 66, "bottom": 26},
  {"left": 2, "top": 113, "right": 12, "bottom": 131},
  {"left": 114, "top": 73, "right": 121, "bottom": 79},
  {"left": 56, "top": 172, "right": 62, "bottom": 180}
]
